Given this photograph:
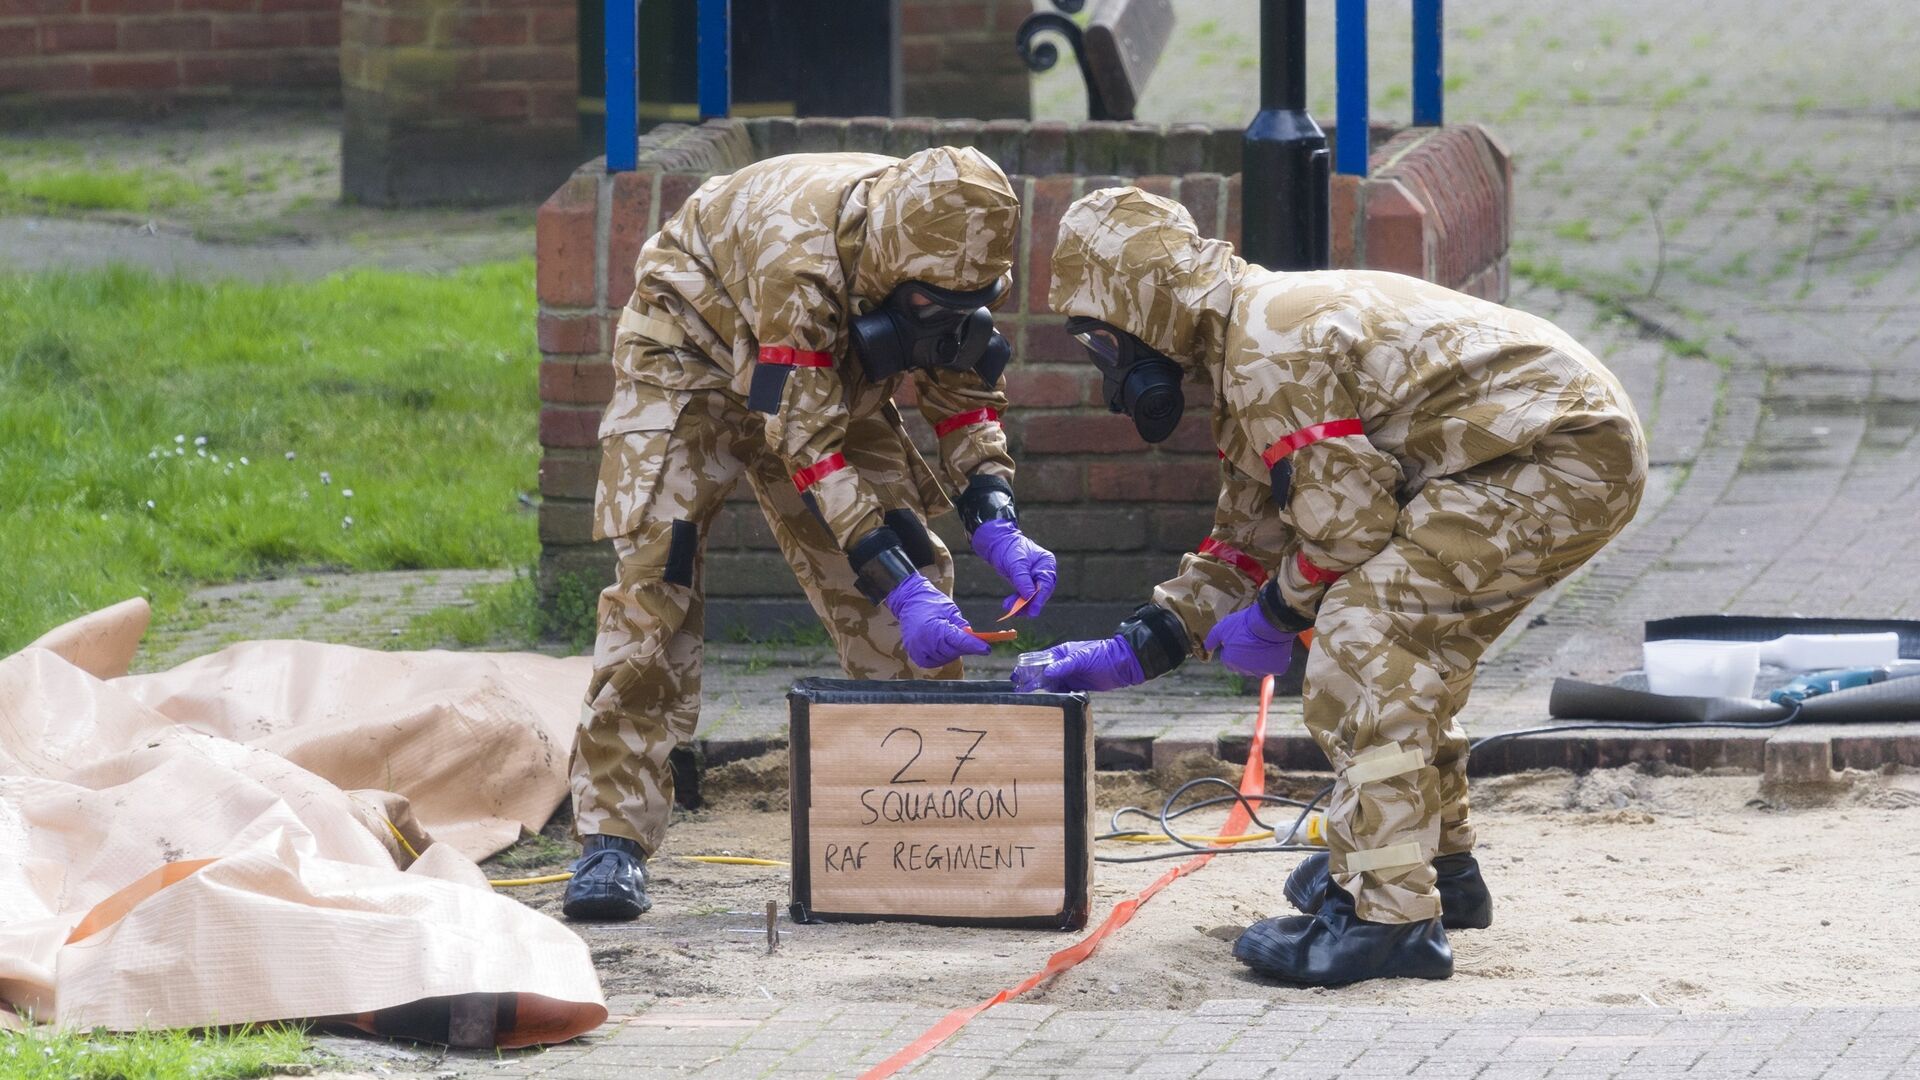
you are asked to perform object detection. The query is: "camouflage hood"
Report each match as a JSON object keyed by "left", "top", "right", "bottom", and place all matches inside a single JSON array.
[
  {"left": 1047, "top": 187, "right": 1244, "bottom": 374},
  {"left": 840, "top": 146, "right": 1020, "bottom": 302}
]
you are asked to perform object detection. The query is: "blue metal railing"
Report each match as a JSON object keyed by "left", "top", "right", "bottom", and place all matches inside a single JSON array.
[
  {"left": 1412, "top": 0, "right": 1444, "bottom": 126},
  {"left": 606, "top": 0, "right": 638, "bottom": 171},
  {"left": 1334, "top": 0, "right": 1368, "bottom": 176},
  {"left": 605, "top": 0, "right": 732, "bottom": 173},
  {"left": 1335, "top": 0, "right": 1445, "bottom": 177},
  {"left": 697, "top": 0, "right": 731, "bottom": 120}
]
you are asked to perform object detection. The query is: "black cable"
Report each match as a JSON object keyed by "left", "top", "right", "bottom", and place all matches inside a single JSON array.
[
  {"left": 1094, "top": 843, "right": 1324, "bottom": 864},
  {"left": 1161, "top": 776, "right": 1296, "bottom": 851},
  {"left": 1464, "top": 702, "right": 1803, "bottom": 756},
  {"left": 1099, "top": 792, "right": 1312, "bottom": 840},
  {"left": 1091, "top": 701, "right": 1806, "bottom": 865}
]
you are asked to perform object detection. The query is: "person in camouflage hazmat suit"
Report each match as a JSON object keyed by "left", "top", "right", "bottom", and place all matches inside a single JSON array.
[
  {"left": 1019, "top": 188, "right": 1646, "bottom": 985},
  {"left": 567, "top": 148, "right": 1060, "bottom": 921}
]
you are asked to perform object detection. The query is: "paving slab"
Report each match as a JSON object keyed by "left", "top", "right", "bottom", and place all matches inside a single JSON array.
[{"left": 380, "top": 1000, "right": 1920, "bottom": 1079}]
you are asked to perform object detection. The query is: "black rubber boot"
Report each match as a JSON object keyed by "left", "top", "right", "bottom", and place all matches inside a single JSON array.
[
  {"left": 1234, "top": 883, "right": 1452, "bottom": 987},
  {"left": 1284, "top": 851, "right": 1493, "bottom": 930},
  {"left": 562, "top": 834, "right": 652, "bottom": 921}
]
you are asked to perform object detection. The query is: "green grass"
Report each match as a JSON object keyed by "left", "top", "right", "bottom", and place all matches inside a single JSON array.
[
  {"left": 0, "top": 167, "right": 207, "bottom": 215},
  {"left": 0, "top": 1024, "right": 312, "bottom": 1080},
  {"left": 1551, "top": 218, "right": 1595, "bottom": 243},
  {"left": 0, "top": 262, "right": 540, "bottom": 654},
  {"left": 490, "top": 830, "right": 575, "bottom": 870}
]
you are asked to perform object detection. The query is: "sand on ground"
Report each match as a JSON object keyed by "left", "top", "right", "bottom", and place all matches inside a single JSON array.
[{"left": 489, "top": 758, "right": 1920, "bottom": 1014}]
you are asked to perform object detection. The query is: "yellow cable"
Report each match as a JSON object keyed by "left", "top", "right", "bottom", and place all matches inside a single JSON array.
[
  {"left": 485, "top": 854, "right": 789, "bottom": 888},
  {"left": 1104, "top": 830, "right": 1276, "bottom": 845},
  {"left": 383, "top": 818, "right": 423, "bottom": 862},
  {"left": 489, "top": 872, "right": 575, "bottom": 887},
  {"left": 1103, "top": 814, "right": 1327, "bottom": 848}
]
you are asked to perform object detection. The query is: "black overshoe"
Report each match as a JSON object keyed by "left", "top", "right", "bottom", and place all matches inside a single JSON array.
[
  {"left": 1234, "top": 882, "right": 1452, "bottom": 986},
  {"left": 562, "top": 834, "right": 653, "bottom": 921},
  {"left": 1283, "top": 850, "right": 1493, "bottom": 930}
]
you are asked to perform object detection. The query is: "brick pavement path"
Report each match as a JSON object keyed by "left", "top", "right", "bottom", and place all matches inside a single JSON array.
[{"left": 329, "top": 1000, "right": 1920, "bottom": 1080}]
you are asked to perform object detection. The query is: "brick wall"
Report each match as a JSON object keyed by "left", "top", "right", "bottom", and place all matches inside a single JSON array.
[
  {"left": 339, "top": 0, "right": 578, "bottom": 205},
  {"left": 900, "top": 0, "right": 1030, "bottom": 120},
  {"left": 0, "top": 0, "right": 338, "bottom": 110},
  {"left": 535, "top": 116, "right": 1512, "bottom": 638}
]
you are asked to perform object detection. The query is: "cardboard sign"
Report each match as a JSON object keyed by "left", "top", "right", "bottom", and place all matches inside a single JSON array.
[{"left": 788, "top": 679, "right": 1092, "bottom": 929}]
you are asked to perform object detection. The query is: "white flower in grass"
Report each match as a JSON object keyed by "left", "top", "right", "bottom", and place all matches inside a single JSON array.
[
  {"left": 174, "top": 435, "right": 185, "bottom": 444},
  {"left": 240, "top": 456, "right": 249, "bottom": 465},
  {"left": 210, "top": 453, "right": 219, "bottom": 463},
  {"left": 145, "top": 500, "right": 155, "bottom": 510},
  {"left": 342, "top": 488, "right": 353, "bottom": 499},
  {"left": 320, "top": 471, "right": 331, "bottom": 485},
  {"left": 196, "top": 448, "right": 206, "bottom": 458},
  {"left": 174, "top": 447, "right": 185, "bottom": 456},
  {"left": 342, "top": 515, "right": 354, "bottom": 529},
  {"left": 193, "top": 436, "right": 207, "bottom": 447},
  {"left": 285, "top": 451, "right": 296, "bottom": 461},
  {"left": 148, "top": 451, "right": 158, "bottom": 460}
]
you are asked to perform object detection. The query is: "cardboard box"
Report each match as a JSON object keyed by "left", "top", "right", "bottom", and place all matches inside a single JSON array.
[{"left": 787, "top": 678, "right": 1092, "bottom": 930}]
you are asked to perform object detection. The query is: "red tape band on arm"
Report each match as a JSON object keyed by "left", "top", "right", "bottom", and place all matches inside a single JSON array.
[
  {"left": 791, "top": 453, "right": 847, "bottom": 493},
  {"left": 1296, "top": 551, "right": 1343, "bottom": 586},
  {"left": 758, "top": 345, "right": 834, "bottom": 368},
  {"left": 1197, "top": 538, "right": 1269, "bottom": 586},
  {"left": 1260, "top": 418, "right": 1366, "bottom": 468},
  {"left": 933, "top": 408, "right": 1001, "bottom": 438}
]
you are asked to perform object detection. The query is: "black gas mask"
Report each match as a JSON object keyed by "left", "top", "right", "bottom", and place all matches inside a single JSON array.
[
  {"left": 1066, "top": 316, "right": 1185, "bottom": 443},
  {"left": 851, "top": 279, "right": 1013, "bottom": 388}
]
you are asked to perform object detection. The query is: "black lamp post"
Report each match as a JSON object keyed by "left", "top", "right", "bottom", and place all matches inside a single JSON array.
[{"left": 1240, "top": 0, "right": 1329, "bottom": 270}]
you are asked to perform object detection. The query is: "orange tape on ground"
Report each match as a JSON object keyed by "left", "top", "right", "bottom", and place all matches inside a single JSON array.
[{"left": 858, "top": 677, "right": 1275, "bottom": 1080}]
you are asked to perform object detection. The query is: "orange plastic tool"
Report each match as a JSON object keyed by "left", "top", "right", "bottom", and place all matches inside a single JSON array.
[
  {"left": 996, "top": 596, "right": 1032, "bottom": 623},
  {"left": 967, "top": 628, "right": 1019, "bottom": 643}
]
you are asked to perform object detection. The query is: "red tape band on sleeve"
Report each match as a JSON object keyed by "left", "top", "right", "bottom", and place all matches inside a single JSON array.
[
  {"left": 933, "top": 408, "right": 1001, "bottom": 438},
  {"left": 758, "top": 345, "right": 835, "bottom": 368},
  {"left": 1296, "top": 551, "right": 1344, "bottom": 586},
  {"left": 790, "top": 453, "right": 847, "bottom": 493},
  {"left": 1197, "top": 538, "right": 1269, "bottom": 586},
  {"left": 1260, "top": 418, "right": 1366, "bottom": 468}
]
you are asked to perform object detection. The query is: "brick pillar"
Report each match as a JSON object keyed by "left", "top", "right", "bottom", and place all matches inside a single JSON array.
[
  {"left": 899, "top": 0, "right": 1029, "bottom": 119},
  {"left": 340, "top": 0, "right": 580, "bottom": 206}
]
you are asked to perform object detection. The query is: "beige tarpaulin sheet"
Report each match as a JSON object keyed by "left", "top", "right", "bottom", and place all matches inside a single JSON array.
[{"left": 0, "top": 599, "right": 606, "bottom": 1046}]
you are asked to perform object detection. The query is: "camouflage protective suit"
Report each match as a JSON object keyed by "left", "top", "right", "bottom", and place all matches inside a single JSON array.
[
  {"left": 1050, "top": 188, "right": 1647, "bottom": 924},
  {"left": 575, "top": 149, "right": 1022, "bottom": 854}
]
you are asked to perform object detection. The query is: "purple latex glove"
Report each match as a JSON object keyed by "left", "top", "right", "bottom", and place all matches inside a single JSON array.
[
  {"left": 883, "top": 573, "right": 992, "bottom": 670},
  {"left": 1203, "top": 604, "right": 1297, "bottom": 678},
  {"left": 970, "top": 519, "right": 1058, "bottom": 617},
  {"left": 1010, "top": 636, "right": 1145, "bottom": 693}
]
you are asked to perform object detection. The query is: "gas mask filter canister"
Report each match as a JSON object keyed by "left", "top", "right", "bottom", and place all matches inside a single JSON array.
[
  {"left": 851, "top": 279, "right": 1012, "bottom": 387},
  {"left": 1065, "top": 316, "right": 1185, "bottom": 443}
]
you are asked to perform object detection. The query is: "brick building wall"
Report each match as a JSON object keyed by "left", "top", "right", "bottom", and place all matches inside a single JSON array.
[
  {"left": 0, "top": 0, "right": 338, "bottom": 110},
  {"left": 338, "top": 0, "right": 578, "bottom": 204},
  {"left": 534, "top": 116, "right": 1513, "bottom": 638},
  {"left": 899, "top": 0, "right": 1031, "bottom": 120}
]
